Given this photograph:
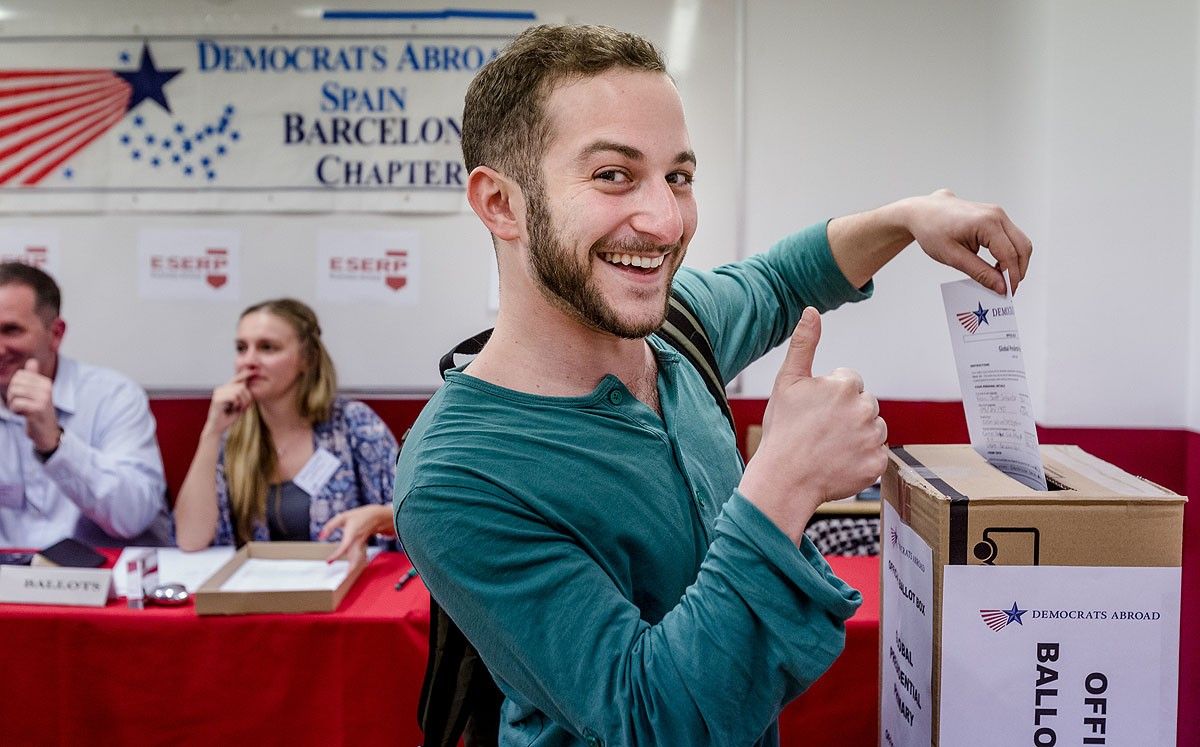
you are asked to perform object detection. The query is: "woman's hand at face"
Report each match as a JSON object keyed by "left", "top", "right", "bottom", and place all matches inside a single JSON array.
[{"left": 205, "top": 370, "right": 254, "bottom": 435}]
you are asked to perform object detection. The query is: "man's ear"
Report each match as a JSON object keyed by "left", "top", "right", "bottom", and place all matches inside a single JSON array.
[
  {"left": 466, "top": 166, "right": 523, "bottom": 242},
  {"left": 48, "top": 318, "right": 66, "bottom": 353}
]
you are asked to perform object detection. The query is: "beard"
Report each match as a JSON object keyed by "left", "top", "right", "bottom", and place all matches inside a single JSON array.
[{"left": 525, "top": 182, "right": 682, "bottom": 339}]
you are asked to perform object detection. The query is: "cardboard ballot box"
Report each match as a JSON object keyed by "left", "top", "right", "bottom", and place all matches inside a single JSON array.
[
  {"left": 879, "top": 445, "right": 1185, "bottom": 747},
  {"left": 195, "top": 542, "right": 365, "bottom": 616}
]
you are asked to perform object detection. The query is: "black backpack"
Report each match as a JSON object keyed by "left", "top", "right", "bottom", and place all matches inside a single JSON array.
[{"left": 417, "top": 291, "right": 736, "bottom": 746}]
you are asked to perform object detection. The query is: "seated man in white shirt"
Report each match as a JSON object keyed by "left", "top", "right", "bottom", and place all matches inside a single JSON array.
[{"left": 0, "top": 261, "right": 170, "bottom": 548}]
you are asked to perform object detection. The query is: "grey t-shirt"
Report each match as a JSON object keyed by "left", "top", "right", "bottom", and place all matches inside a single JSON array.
[{"left": 267, "top": 481, "right": 310, "bottom": 541}]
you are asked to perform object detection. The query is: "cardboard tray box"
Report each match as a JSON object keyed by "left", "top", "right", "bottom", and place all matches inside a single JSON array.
[
  {"left": 879, "top": 444, "right": 1186, "bottom": 747},
  {"left": 195, "top": 542, "right": 364, "bottom": 615}
]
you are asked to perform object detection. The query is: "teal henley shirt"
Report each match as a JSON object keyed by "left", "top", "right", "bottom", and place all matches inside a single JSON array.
[{"left": 396, "top": 222, "right": 871, "bottom": 747}]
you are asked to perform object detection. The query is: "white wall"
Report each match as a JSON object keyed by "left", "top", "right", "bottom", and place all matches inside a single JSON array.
[{"left": 738, "top": 0, "right": 1199, "bottom": 432}]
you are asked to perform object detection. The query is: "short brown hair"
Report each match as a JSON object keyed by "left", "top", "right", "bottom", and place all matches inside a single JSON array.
[
  {"left": 0, "top": 261, "right": 61, "bottom": 324},
  {"left": 461, "top": 24, "right": 667, "bottom": 191}
]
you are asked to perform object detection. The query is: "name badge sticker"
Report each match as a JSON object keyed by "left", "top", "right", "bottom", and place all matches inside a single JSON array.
[{"left": 293, "top": 448, "right": 340, "bottom": 497}]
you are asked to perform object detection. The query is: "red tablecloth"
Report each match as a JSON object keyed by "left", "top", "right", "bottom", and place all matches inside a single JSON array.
[{"left": 0, "top": 552, "right": 879, "bottom": 746}]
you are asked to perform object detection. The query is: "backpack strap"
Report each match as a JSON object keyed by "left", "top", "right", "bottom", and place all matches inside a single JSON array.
[
  {"left": 419, "top": 289, "right": 734, "bottom": 746},
  {"left": 656, "top": 294, "right": 734, "bottom": 436},
  {"left": 439, "top": 328, "right": 492, "bottom": 379}
]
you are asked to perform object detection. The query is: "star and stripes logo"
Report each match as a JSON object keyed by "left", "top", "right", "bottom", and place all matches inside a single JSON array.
[
  {"left": 0, "top": 42, "right": 239, "bottom": 187},
  {"left": 979, "top": 602, "right": 1027, "bottom": 632},
  {"left": 956, "top": 302, "right": 990, "bottom": 334}
]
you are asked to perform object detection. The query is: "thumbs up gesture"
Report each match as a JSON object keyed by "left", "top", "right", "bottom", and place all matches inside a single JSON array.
[
  {"left": 7, "top": 358, "right": 61, "bottom": 454},
  {"left": 739, "top": 307, "right": 889, "bottom": 545}
]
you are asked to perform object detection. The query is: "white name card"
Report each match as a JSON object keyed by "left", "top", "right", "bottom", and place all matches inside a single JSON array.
[{"left": 0, "top": 566, "right": 112, "bottom": 607}]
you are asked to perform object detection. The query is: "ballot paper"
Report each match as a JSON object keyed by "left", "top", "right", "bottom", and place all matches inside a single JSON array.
[
  {"left": 941, "top": 277, "right": 1047, "bottom": 490},
  {"left": 219, "top": 558, "right": 351, "bottom": 592},
  {"left": 112, "top": 546, "right": 236, "bottom": 596}
]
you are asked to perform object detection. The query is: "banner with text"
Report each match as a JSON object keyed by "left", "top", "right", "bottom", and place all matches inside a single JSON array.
[{"left": 0, "top": 33, "right": 520, "bottom": 212}]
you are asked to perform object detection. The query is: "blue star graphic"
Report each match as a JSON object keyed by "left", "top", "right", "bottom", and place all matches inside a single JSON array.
[
  {"left": 972, "top": 302, "right": 990, "bottom": 328},
  {"left": 119, "top": 51, "right": 131, "bottom": 64},
  {"left": 1003, "top": 602, "right": 1026, "bottom": 625},
  {"left": 62, "top": 168, "right": 74, "bottom": 179},
  {"left": 116, "top": 43, "right": 182, "bottom": 114}
]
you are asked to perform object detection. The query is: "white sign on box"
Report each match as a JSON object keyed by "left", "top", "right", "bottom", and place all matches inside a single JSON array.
[
  {"left": 880, "top": 501, "right": 934, "bottom": 747},
  {"left": 939, "top": 565, "right": 1180, "bottom": 746},
  {"left": 940, "top": 276, "right": 1046, "bottom": 490}
]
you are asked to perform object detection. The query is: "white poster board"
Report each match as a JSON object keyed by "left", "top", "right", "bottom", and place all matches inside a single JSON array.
[
  {"left": 940, "top": 564, "right": 1180, "bottom": 746},
  {"left": 880, "top": 501, "right": 934, "bottom": 747}
]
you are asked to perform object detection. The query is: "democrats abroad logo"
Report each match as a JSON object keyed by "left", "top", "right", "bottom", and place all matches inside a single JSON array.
[
  {"left": 956, "top": 302, "right": 990, "bottom": 334},
  {"left": 956, "top": 301, "right": 1016, "bottom": 335},
  {"left": 980, "top": 602, "right": 1027, "bottom": 632},
  {"left": 979, "top": 601, "right": 1163, "bottom": 632},
  {"left": 0, "top": 41, "right": 238, "bottom": 187},
  {"left": 889, "top": 526, "right": 926, "bottom": 573}
]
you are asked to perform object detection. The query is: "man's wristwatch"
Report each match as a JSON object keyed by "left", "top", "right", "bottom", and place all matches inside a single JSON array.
[{"left": 34, "top": 428, "right": 63, "bottom": 463}]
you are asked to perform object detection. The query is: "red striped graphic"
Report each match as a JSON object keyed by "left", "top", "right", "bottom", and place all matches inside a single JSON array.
[
  {"left": 0, "top": 70, "right": 131, "bottom": 185},
  {"left": 979, "top": 609, "right": 1010, "bottom": 631},
  {"left": 957, "top": 310, "right": 981, "bottom": 334}
]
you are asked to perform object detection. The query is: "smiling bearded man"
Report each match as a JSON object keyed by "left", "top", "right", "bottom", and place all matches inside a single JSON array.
[
  {"left": 394, "top": 23, "right": 1033, "bottom": 747},
  {"left": 526, "top": 173, "right": 685, "bottom": 339}
]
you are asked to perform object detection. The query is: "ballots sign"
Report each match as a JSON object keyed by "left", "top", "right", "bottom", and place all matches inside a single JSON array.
[
  {"left": 316, "top": 229, "right": 420, "bottom": 305},
  {"left": 0, "top": 228, "right": 60, "bottom": 275},
  {"left": 939, "top": 565, "right": 1180, "bottom": 746},
  {"left": 881, "top": 501, "right": 934, "bottom": 747},
  {"left": 137, "top": 228, "right": 240, "bottom": 301},
  {"left": 0, "top": 31, "right": 524, "bottom": 213}
]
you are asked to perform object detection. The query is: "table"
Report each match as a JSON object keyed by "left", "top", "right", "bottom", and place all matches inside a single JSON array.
[
  {"left": 0, "top": 550, "right": 431, "bottom": 746},
  {"left": 0, "top": 552, "right": 879, "bottom": 746}
]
